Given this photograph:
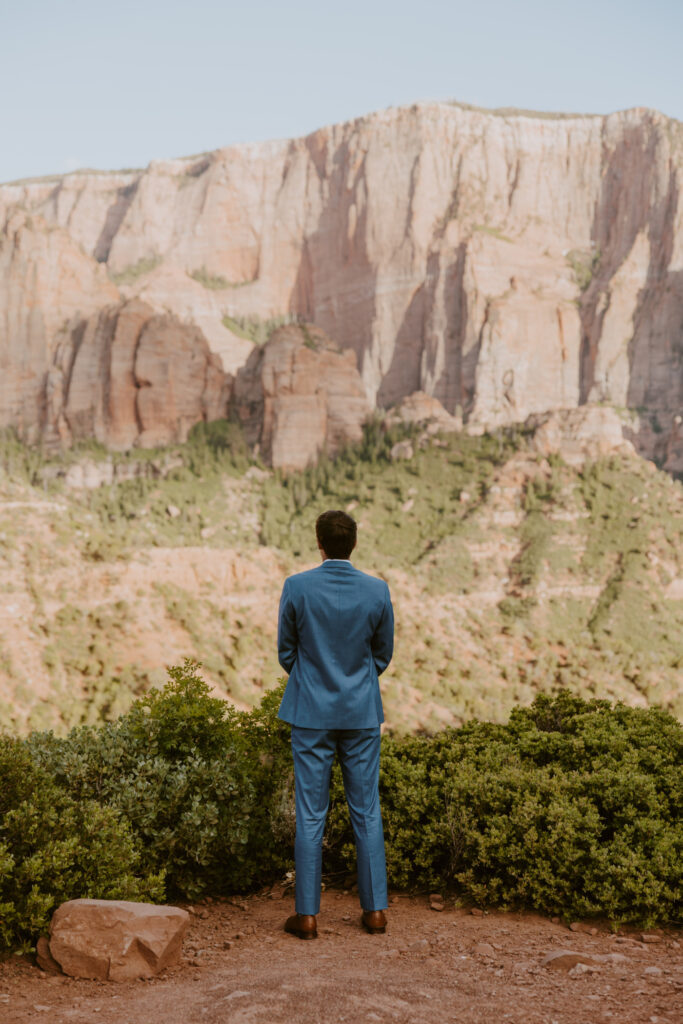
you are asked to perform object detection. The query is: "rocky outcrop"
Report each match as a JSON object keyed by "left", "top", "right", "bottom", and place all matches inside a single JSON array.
[
  {"left": 527, "top": 406, "right": 636, "bottom": 466},
  {"left": 387, "top": 391, "right": 462, "bottom": 431},
  {"left": 46, "top": 299, "right": 231, "bottom": 449},
  {"left": 44, "top": 899, "right": 189, "bottom": 981},
  {"left": 233, "top": 323, "right": 370, "bottom": 469},
  {"left": 2, "top": 102, "right": 683, "bottom": 469}
]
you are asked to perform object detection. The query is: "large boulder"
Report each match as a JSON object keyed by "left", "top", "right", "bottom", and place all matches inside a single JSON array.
[
  {"left": 44, "top": 899, "right": 190, "bottom": 981},
  {"left": 233, "top": 322, "right": 370, "bottom": 470}
]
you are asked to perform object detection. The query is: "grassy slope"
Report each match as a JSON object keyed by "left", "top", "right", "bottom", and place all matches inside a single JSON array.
[{"left": 1, "top": 421, "right": 682, "bottom": 734}]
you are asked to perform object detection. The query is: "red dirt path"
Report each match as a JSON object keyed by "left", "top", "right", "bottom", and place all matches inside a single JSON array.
[{"left": 0, "top": 891, "right": 680, "bottom": 1024}]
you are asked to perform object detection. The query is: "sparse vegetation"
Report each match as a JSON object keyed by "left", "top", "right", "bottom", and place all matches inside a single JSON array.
[
  {"left": 473, "top": 223, "right": 514, "bottom": 243},
  {"left": 221, "top": 313, "right": 299, "bottom": 344},
  {"left": 111, "top": 255, "right": 162, "bottom": 286},
  {"left": 189, "top": 266, "right": 233, "bottom": 290},
  {"left": 566, "top": 247, "right": 601, "bottom": 291},
  {"left": 1, "top": 418, "right": 682, "bottom": 732}
]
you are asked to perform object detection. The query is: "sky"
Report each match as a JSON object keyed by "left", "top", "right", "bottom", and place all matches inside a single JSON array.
[{"left": 2, "top": 0, "right": 682, "bottom": 184}]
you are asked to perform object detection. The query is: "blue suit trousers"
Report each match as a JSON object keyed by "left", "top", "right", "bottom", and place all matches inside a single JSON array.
[{"left": 290, "top": 725, "right": 388, "bottom": 916}]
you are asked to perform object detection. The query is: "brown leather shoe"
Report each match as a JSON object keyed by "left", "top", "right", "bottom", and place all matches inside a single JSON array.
[
  {"left": 284, "top": 913, "right": 318, "bottom": 940},
  {"left": 362, "top": 910, "right": 387, "bottom": 934}
]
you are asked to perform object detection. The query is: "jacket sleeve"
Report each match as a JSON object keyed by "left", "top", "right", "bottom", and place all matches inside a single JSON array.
[
  {"left": 371, "top": 584, "right": 394, "bottom": 675},
  {"left": 277, "top": 579, "right": 298, "bottom": 674}
]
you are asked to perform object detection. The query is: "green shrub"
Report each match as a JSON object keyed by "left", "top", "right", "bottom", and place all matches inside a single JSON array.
[
  {"left": 0, "top": 736, "right": 163, "bottom": 951},
  {"left": 326, "top": 691, "right": 682, "bottom": 927},
  {"left": 7, "top": 668, "right": 682, "bottom": 954},
  {"left": 28, "top": 662, "right": 269, "bottom": 900}
]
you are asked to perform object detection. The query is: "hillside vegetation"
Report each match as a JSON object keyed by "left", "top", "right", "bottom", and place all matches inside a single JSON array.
[{"left": 0, "top": 419, "right": 682, "bottom": 734}]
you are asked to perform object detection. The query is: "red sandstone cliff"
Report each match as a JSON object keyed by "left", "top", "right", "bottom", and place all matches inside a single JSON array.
[{"left": 1, "top": 102, "right": 682, "bottom": 470}]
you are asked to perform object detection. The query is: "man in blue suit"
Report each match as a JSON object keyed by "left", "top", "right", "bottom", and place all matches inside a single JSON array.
[{"left": 277, "top": 509, "right": 394, "bottom": 939}]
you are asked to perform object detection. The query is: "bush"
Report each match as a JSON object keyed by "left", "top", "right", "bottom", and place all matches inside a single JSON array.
[
  {"left": 4, "top": 668, "right": 681, "bottom": 953},
  {"left": 325, "top": 691, "right": 682, "bottom": 926},
  {"left": 0, "top": 736, "right": 163, "bottom": 951},
  {"left": 28, "top": 662, "right": 263, "bottom": 900}
]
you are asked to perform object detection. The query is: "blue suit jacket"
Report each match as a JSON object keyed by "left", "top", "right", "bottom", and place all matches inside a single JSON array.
[{"left": 277, "top": 560, "right": 394, "bottom": 729}]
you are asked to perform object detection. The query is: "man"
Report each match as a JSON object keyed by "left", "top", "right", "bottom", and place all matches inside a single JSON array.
[{"left": 277, "top": 509, "right": 394, "bottom": 939}]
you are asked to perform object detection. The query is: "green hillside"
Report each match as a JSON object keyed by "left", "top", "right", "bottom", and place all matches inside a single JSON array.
[{"left": 0, "top": 419, "right": 682, "bottom": 734}]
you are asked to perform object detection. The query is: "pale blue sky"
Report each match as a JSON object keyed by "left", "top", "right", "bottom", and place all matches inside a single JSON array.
[{"left": 3, "top": 0, "right": 682, "bottom": 183}]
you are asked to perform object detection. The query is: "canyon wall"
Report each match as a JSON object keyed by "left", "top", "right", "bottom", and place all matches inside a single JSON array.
[{"left": 1, "top": 102, "right": 682, "bottom": 470}]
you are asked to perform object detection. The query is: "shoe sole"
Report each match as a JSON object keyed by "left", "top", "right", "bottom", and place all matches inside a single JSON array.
[
  {"left": 362, "top": 922, "right": 386, "bottom": 935},
  {"left": 285, "top": 927, "right": 318, "bottom": 940}
]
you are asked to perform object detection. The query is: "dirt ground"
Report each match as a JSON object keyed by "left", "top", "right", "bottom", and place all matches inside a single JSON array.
[{"left": 0, "top": 890, "right": 680, "bottom": 1024}]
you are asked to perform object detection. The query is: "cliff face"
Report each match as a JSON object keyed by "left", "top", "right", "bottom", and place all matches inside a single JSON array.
[{"left": 2, "top": 102, "right": 682, "bottom": 470}]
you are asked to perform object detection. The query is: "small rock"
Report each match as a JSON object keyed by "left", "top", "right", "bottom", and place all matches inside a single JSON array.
[
  {"left": 603, "top": 953, "right": 629, "bottom": 964},
  {"left": 379, "top": 949, "right": 399, "bottom": 958},
  {"left": 390, "top": 440, "right": 414, "bottom": 461},
  {"left": 543, "top": 950, "right": 603, "bottom": 972},
  {"left": 569, "top": 922, "right": 584, "bottom": 932},
  {"left": 430, "top": 903, "right": 444, "bottom": 912},
  {"left": 342, "top": 915, "right": 351, "bottom": 922},
  {"left": 644, "top": 967, "right": 662, "bottom": 976},
  {"left": 470, "top": 908, "right": 484, "bottom": 917},
  {"left": 409, "top": 939, "right": 429, "bottom": 951},
  {"left": 223, "top": 941, "right": 233, "bottom": 950},
  {"left": 429, "top": 893, "right": 442, "bottom": 903},
  {"left": 472, "top": 942, "right": 495, "bottom": 957},
  {"left": 641, "top": 933, "right": 662, "bottom": 943},
  {"left": 671, "top": 940, "right": 680, "bottom": 949},
  {"left": 569, "top": 963, "right": 600, "bottom": 977},
  {"left": 166, "top": 504, "right": 181, "bottom": 518},
  {"left": 33, "top": 1007, "right": 52, "bottom": 1013},
  {"left": 390, "top": 896, "right": 400, "bottom": 904},
  {"left": 36, "top": 936, "right": 62, "bottom": 976},
  {"left": 198, "top": 910, "right": 209, "bottom": 920},
  {"left": 512, "top": 962, "right": 531, "bottom": 974}
]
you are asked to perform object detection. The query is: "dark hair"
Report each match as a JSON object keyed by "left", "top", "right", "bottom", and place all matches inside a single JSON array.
[{"left": 316, "top": 510, "right": 357, "bottom": 559}]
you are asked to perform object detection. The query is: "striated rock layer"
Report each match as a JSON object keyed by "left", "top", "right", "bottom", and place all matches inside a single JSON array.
[{"left": 2, "top": 102, "right": 683, "bottom": 470}]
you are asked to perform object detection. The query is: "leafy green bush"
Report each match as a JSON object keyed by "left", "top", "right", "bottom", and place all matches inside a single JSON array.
[
  {"left": 0, "top": 736, "right": 163, "bottom": 951},
  {"left": 4, "top": 667, "right": 681, "bottom": 954},
  {"left": 326, "top": 691, "right": 682, "bottom": 926},
  {"left": 28, "top": 662, "right": 262, "bottom": 900}
]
